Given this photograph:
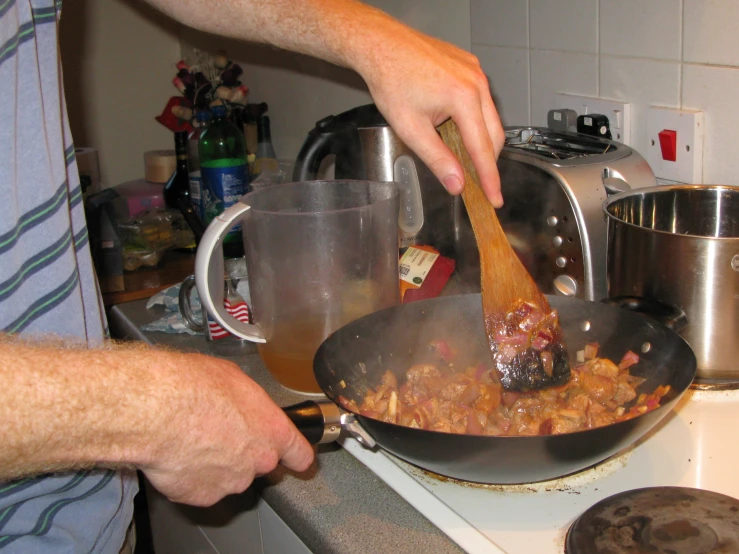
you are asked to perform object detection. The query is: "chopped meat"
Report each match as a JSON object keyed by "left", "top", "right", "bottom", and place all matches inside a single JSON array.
[
  {"left": 567, "top": 393, "right": 590, "bottom": 412},
  {"left": 580, "top": 373, "right": 617, "bottom": 402},
  {"left": 350, "top": 342, "right": 669, "bottom": 437},
  {"left": 588, "top": 358, "right": 620, "bottom": 379},
  {"left": 540, "top": 409, "right": 587, "bottom": 435},
  {"left": 612, "top": 380, "right": 638, "bottom": 404},
  {"left": 406, "top": 364, "right": 441, "bottom": 384}
]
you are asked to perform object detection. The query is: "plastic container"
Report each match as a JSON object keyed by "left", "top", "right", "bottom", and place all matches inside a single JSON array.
[
  {"left": 113, "top": 179, "right": 165, "bottom": 219},
  {"left": 195, "top": 180, "right": 400, "bottom": 394}
]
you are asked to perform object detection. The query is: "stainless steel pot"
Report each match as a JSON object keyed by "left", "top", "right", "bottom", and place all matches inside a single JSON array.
[{"left": 604, "top": 184, "right": 739, "bottom": 379}]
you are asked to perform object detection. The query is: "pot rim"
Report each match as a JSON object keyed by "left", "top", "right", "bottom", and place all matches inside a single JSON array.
[{"left": 603, "top": 183, "right": 739, "bottom": 240}]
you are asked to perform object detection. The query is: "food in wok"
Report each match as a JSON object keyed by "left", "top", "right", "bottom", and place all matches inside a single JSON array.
[{"left": 338, "top": 341, "right": 670, "bottom": 437}]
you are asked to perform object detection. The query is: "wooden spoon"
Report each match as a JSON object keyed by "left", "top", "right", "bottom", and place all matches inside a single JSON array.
[{"left": 438, "top": 120, "right": 570, "bottom": 390}]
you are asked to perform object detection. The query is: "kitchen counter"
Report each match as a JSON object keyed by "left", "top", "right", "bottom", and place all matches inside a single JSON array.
[{"left": 108, "top": 299, "right": 464, "bottom": 554}]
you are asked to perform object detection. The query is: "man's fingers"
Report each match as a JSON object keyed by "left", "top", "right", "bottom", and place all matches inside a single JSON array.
[
  {"left": 278, "top": 429, "right": 315, "bottom": 473},
  {"left": 454, "top": 109, "right": 504, "bottom": 208},
  {"left": 455, "top": 113, "right": 503, "bottom": 208},
  {"left": 395, "top": 121, "right": 465, "bottom": 196},
  {"left": 480, "top": 86, "right": 506, "bottom": 160}
]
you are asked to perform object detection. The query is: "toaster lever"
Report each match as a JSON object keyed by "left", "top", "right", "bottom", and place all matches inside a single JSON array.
[{"left": 602, "top": 176, "right": 631, "bottom": 196}]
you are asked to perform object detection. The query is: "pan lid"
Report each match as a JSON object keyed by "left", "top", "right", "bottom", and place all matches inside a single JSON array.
[{"left": 565, "top": 486, "right": 739, "bottom": 554}]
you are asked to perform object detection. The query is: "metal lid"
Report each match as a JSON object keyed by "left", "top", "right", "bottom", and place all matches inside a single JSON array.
[{"left": 565, "top": 487, "right": 739, "bottom": 554}]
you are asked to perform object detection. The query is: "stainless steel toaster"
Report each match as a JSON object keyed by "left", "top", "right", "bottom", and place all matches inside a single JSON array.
[
  {"left": 293, "top": 108, "right": 657, "bottom": 301},
  {"left": 453, "top": 127, "right": 657, "bottom": 301}
]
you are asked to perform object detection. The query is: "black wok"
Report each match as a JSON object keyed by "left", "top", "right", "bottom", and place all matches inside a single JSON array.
[{"left": 285, "top": 294, "right": 696, "bottom": 484}]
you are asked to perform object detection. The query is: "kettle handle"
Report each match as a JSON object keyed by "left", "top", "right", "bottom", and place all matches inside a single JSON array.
[
  {"left": 194, "top": 202, "right": 266, "bottom": 343},
  {"left": 292, "top": 116, "right": 364, "bottom": 181}
]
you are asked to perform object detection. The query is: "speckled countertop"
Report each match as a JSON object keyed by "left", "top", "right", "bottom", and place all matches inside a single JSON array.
[{"left": 108, "top": 299, "right": 464, "bottom": 554}]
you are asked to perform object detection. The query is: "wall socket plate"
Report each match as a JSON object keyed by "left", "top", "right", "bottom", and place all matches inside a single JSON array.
[
  {"left": 554, "top": 93, "right": 632, "bottom": 145},
  {"left": 646, "top": 106, "right": 704, "bottom": 184}
]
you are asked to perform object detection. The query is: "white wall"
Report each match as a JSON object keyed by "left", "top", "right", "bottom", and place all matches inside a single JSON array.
[
  {"left": 60, "top": 0, "right": 182, "bottom": 188},
  {"left": 59, "top": 0, "right": 471, "bottom": 188},
  {"left": 64, "top": 0, "right": 739, "bottom": 187},
  {"left": 180, "top": 0, "right": 471, "bottom": 162},
  {"left": 471, "top": 0, "right": 739, "bottom": 185}
]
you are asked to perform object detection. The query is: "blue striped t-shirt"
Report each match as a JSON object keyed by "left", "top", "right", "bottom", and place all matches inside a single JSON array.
[{"left": 0, "top": 1, "right": 137, "bottom": 551}]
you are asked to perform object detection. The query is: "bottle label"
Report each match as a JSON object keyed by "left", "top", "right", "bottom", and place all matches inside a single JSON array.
[
  {"left": 399, "top": 246, "right": 439, "bottom": 286},
  {"left": 201, "top": 163, "right": 250, "bottom": 238}
]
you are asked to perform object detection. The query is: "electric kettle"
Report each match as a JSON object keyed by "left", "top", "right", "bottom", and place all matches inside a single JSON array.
[{"left": 293, "top": 104, "right": 456, "bottom": 254}]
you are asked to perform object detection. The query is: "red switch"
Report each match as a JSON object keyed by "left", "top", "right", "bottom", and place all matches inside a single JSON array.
[{"left": 658, "top": 129, "right": 677, "bottom": 162}]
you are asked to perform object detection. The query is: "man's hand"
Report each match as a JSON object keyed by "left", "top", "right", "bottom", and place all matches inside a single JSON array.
[
  {"left": 140, "top": 353, "right": 314, "bottom": 506},
  {"left": 359, "top": 30, "right": 505, "bottom": 208},
  {"left": 0, "top": 339, "right": 314, "bottom": 507}
]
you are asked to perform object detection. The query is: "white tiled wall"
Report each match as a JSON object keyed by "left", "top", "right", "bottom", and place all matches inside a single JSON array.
[{"left": 471, "top": 0, "right": 739, "bottom": 184}]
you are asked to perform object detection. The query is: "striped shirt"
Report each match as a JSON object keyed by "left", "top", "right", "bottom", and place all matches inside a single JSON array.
[{"left": 0, "top": 1, "right": 137, "bottom": 551}]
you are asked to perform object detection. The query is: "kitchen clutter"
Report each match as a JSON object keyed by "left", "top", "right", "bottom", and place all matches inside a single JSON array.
[
  {"left": 87, "top": 50, "right": 284, "bottom": 294},
  {"left": 142, "top": 261, "right": 252, "bottom": 339}
]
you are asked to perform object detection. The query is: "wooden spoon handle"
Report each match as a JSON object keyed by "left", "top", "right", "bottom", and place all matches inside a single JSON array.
[
  {"left": 439, "top": 119, "right": 570, "bottom": 391},
  {"left": 438, "top": 120, "right": 550, "bottom": 319}
]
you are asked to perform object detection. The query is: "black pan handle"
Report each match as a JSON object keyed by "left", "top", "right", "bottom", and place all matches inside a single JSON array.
[
  {"left": 601, "top": 296, "right": 688, "bottom": 333},
  {"left": 283, "top": 400, "right": 342, "bottom": 445}
]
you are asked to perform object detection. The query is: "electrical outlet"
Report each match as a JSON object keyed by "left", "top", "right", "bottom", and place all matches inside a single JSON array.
[
  {"left": 646, "top": 107, "right": 704, "bottom": 184},
  {"left": 554, "top": 93, "right": 632, "bottom": 145}
]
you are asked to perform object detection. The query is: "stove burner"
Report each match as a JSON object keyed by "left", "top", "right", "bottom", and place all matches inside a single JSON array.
[
  {"left": 691, "top": 378, "right": 739, "bottom": 391},
  {"left": 565, "top": 487, "right": 739, "bottom": 554}
]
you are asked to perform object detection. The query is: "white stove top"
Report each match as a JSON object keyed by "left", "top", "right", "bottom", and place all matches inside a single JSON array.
[{"left": 340, "top": 388, "right": 739, "bottom": 553}]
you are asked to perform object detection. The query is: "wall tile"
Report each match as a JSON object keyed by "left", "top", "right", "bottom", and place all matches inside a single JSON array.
[
  {"left": 600, "top": 57, "right": 680, "bottom": 157},
  {"left": 684, "top": 0, "right": 739, "bottom": 66},
  {"left": 530, "top": 50, "right": 598, "bottom": 126},
  {"left": 530, "top": 0, "right": 597, "bottom": 53},
  {"left": 600, "top": 0, "right": 681, "bottom": 60},
  {"left": 471, "top": 0, "right": 528, "bottom": 48},
  {"left": 473, "top": 45, "right": 530, "bottom": 125},
  {"left": 682, "top": 64, "right": 739, "bottom": 185}
]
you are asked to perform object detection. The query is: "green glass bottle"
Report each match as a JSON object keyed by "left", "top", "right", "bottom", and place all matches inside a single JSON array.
[{"left": 199, "top": 105, "right": 250, "bottom": 258}]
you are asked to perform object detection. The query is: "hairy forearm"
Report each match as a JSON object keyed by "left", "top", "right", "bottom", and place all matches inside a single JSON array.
[
  {"left": 0, "top": 336, "right": 182, "bottom": 480},
  {"left": 0, "top": 334, "right": 314, "bottom": 505},
  {"left": 142, "top": 0, "right": 409, "bottom": 79}
]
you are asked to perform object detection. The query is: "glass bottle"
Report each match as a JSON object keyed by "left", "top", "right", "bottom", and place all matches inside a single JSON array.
[
  {"left": 199, "top": 105, "right": 250, "bottom": 258},
  {"left": 164, "top": 131, "right": 204, "bottom": 249},
  {"left": 163, "top": 131, "right": 189, "bottom": 210},
  {"left": 252, "top": 115, "right": 279, "bottom": 177},
  {"left": 187, "top": 110, "right": 211, "bottom": 222}
]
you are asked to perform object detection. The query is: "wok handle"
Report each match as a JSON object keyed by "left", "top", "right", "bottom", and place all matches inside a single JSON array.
[
  {"left": 283, "top": 400, "right": 342, "bottom": 445},
  {"left": 601, "top": 296, "right": 688, "bottom": 333}
]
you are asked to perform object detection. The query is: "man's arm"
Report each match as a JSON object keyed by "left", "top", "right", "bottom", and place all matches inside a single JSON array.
[
  {"left": 142, "top": 0, "right": 505, "bottom": 207},
  {"left": 0, "top": 336, "right": 313, "bottom": 506}
]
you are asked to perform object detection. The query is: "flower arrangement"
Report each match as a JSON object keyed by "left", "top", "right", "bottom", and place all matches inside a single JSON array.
[{"left": 155, "top": 49, "right": 249, "bottom": 133}]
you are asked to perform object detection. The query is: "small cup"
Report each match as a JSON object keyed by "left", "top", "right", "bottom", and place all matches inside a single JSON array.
[{"left": 178, "top": 258, "right": 250, "bottom": 340}]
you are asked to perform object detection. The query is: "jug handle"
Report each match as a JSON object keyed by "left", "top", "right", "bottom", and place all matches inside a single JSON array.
[{"left": 194, "top": 202, "right": 266, "bottom": 343}]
